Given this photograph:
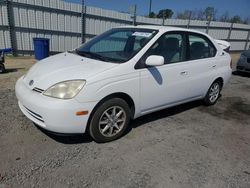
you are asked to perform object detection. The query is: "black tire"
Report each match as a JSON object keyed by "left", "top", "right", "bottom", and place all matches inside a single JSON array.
[
  {"left": 0, "top": 63, "right": 5, "bottom": 73},
  {"left": 89, "top": 98, "right": 131, "bottom": 143},
  {"left": 204, "top": 80, "right": 222, "bottom": 106}
]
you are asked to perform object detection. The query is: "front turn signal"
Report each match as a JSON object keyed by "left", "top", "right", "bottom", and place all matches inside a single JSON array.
[{"left": 76, "top": 111, "right": 88, "bottom": 116}]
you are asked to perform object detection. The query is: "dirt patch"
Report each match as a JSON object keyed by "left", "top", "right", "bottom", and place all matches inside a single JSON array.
[
  {"left": 198, "top": 96, "right": 250, "bottom": 124},
  {"left": 1, "top": 55, "right": 250, "bottom": 188}
]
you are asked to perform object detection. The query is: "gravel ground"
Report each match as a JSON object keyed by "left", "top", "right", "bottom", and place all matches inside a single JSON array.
[{"left": 0, "top": 54, "right": 250, "bottom": 188}]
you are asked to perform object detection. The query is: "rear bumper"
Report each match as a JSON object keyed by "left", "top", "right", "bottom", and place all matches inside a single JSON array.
[{"left": 15, "top": 77, "right": 97, "bottom": 134}]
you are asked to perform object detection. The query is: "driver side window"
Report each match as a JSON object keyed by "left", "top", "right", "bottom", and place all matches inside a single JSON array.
[{"left": 143, "top": 32, "right": 185, "bottom": 65}]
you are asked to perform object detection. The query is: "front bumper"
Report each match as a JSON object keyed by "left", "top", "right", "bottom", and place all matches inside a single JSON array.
[{"left": 15, "top": 77, "right": 96, "bottom": 134}]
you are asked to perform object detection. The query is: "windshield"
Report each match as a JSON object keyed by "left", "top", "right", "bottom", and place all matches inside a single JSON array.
[{"left": 76, "top": 28, "right": 158, "bottom": 63}]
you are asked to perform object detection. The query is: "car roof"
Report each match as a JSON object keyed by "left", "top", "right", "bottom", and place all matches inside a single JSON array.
[{"left": 118, "top": 25, "right": 208, "bottom": 36}]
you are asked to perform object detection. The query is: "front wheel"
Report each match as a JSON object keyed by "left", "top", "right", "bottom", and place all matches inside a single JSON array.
[
  {"left": 89, "top": 98, "right": 131, "bottom": 143},
  {"left": 204, "top": 80, "right": 222, "bottom": 106}
]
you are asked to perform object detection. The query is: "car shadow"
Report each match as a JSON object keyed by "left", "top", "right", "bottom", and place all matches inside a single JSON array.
[
  {"left": 232, "top": 71, "right": 250, "bottom": 78},
  {"left": 35, "top": 100, "right": 203, "bottom": 144},
  {"left": 148, "top": 67, "right": 163, "bottom": 85},
  {"left": 5, "top": 68, "right": 19, "bottom": 73},
  {"left": 34, "top": 124, "right": 93, "bottom": 144},
  {"left": 126, "top": 100, "right": 203, "bottom": 132},
  {"left": 1, "top": 68, "right": 25, "bottom": 74}
]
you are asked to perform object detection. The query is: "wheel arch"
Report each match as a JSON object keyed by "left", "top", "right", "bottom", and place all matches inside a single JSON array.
[
  {"left": 214, "top": 77, "right": 224, "bottom": 88},
  {"left": 86, "top": 92, "right": 135, "bottom": 133}
]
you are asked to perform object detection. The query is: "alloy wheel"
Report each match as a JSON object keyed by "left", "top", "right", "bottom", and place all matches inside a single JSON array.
[
  {"left": 98, "top": 106, "right": 126, "bottom": 137},
  {"left": 209, "top": 83, "right": 220, "bottom": 103}
]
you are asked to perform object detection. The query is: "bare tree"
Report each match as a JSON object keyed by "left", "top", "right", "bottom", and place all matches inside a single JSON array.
[
  {"left": 174, "top": 6, "right": 247, "bottom": 24},
  {"left": 196, "top": 8, "right": 205, "bottom": 20},
  {"left": 243, "top": 16, "right": 250, "bottom": 24},
  {"left": 176, "top": 10, "right": 192, "bottom": 20},
  {"left": 219, "top": 11, "right": 230, "bottom": 22}
]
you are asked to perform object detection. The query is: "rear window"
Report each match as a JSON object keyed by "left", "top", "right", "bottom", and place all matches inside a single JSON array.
[{"left": 188, "top": 34, "right": 216, "bottom": 60}]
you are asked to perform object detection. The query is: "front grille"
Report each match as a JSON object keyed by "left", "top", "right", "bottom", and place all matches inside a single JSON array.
[
  {"left": 247, "top": 58, "right": 250, "bottom": 63},
  {"left": 24, "top": 106, "right": 44, "bottom": 122},
  {"left": 32, "top": 87, "right": 44, "bottom": 93}
]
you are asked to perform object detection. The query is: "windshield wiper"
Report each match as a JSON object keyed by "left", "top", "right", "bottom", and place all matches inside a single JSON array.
[{"left": 74, "top": 50, "right": 110, "bottom": 62}]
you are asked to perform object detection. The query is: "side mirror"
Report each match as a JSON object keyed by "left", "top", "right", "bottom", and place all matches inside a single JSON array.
[{"left": 145, "top": 55, "right": 164, "bottom": 66}]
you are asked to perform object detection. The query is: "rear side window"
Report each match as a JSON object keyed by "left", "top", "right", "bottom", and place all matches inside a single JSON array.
[{"left": 188, "top": 34, "right": 216, "bottom": 60}]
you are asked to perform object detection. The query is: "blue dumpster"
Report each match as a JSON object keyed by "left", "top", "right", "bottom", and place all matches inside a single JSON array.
[{"left": 33, "top": 38, "right": 50, "bottom": 60}]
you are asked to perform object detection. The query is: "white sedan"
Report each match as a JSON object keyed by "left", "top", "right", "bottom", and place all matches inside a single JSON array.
[{"left": 15, "top": 26, "right": 232, "bottom": 142}]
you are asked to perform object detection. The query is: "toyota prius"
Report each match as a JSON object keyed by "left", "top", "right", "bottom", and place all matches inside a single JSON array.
[{"left": 15, "top": 26, "right": 232, "bottom": 142}]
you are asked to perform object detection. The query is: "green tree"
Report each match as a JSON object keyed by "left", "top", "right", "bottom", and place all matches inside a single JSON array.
[
  {"left": 230, "top": 15, "right": 242, "bottom": 23},
  {"left": 157, "top": 9, "right": 174, "bottom": 19},
  {"left": 149, "top": 11, "right": 156, "bottom": 18}
]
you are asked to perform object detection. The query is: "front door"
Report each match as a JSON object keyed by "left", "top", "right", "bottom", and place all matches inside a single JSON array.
[{"left": 138, "top": 32, "right": 196, "bottom": 113}]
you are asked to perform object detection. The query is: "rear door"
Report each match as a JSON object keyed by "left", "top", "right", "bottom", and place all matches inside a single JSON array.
[{"left": 185, "top": 32, "right": 218, "bottom": 96}]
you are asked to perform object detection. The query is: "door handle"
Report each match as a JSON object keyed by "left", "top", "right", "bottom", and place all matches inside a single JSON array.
[
  {"left": 180, "top": 71, "right": 188, "bottom": 75},
  {"left": 212, "top": 65, "right": 216, "bottom": 68}
]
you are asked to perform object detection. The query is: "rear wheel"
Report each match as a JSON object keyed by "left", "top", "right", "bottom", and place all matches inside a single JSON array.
[
  {"left": 0, "top": 63, "right": 5, "bottom": 73},
  {"left": 204, "top": 80, "right": 222, "bottom": 106},
  {"left": 89, "top": 98, "right": 131, "bottom": 143}
]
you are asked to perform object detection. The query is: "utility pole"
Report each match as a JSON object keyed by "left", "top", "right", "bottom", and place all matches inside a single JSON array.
[{"left": 148, "top": 0, "right": 152, "bottom": 16}]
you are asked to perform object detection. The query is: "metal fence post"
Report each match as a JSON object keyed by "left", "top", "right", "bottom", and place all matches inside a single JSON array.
[
  {"left": 81, "top": 0, "right": 86, "bottom": 44},
  {"left": 244, "top": 29, "right": 250, "bottom": 50},
  {"left": 129, "top": 4, "right": 137, "bottom": 26},
  {"left": 6, "top": 0, "right": 17, "bottom": 56},
  {"left": 206, "top": 19, "right": 211, "bottom": 34},
  {"left": 187, "top": 11, "right": 191, "bottom": 29},
  {"left": 133, "top": 5, "right": 137, "bottom": 26},
  {"left": 187, "top": 18, "right": 191, "bottom": 29},
  {"left": 227, "top": 22, "right": 234, "bottom": 41}
]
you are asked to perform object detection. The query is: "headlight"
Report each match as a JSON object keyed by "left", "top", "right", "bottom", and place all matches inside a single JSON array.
[{"left": 43, "top": 80, "right": 86, "bottom": 99}]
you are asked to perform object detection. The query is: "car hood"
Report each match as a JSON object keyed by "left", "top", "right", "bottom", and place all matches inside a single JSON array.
[{"left": 23, "top": 52, "right": 118, "bottom": 90}]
